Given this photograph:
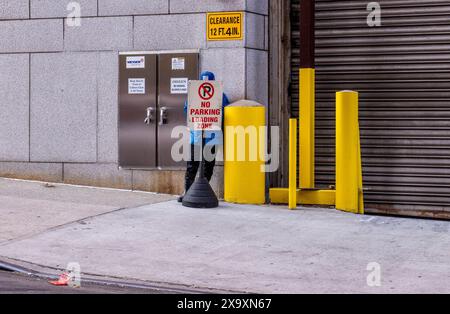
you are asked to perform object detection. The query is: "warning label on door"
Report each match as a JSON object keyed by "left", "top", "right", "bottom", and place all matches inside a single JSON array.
[
  {"left": 207, "top": 12, "right": 244, "bottom": 41},
  {"left": 126, "top": 56, "right": 145, "bottom": 69},
  {"left": 171, "top": 78, "right": 188, "bottom": 94},
  {"left": 187, "top": 80, "right": 223, "bottom": 131},
  {"left": 171, "top": 58, "right": 185, "bottom": 71},
  {"left": 128, "top": 78, "right": 145, "bottom": 94}
]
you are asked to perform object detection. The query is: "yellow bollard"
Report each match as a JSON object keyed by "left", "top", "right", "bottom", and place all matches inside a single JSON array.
[
  {"left": 289, "top": 119, "right": 298, "bottom": 209},
  {"left": 336, "top": 91, "right": 364, "bottom": 214},
  {"left": 299, "top": 68, "right": 315, "bottom": 189},
  {"left": 224, "top": 105, "right": 266, "bottom": 205}
]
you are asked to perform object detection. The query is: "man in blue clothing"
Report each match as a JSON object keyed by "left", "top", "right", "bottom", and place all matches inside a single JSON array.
[{"left": 178, "top": 71, "right": 230, "bottom": 203}]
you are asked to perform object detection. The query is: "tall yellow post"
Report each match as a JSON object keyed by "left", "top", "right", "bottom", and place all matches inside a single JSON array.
[
  {"left": 289, "top": 119, "right": 298, "bottom": 209},
  {"left": 299, "top": 68, "right": 315, "bottom": 189},
  {"left": 336, "top": 91, "right": 364, "bottom": 214}
]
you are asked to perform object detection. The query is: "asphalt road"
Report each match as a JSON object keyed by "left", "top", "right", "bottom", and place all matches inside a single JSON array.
[{"left": 0, "top": 271, "right": 172, "bottom": 294}]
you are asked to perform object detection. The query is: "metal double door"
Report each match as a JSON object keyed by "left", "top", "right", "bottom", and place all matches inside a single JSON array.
[{"left": 119, "top": 52, "right": 199, "bottom": 169}]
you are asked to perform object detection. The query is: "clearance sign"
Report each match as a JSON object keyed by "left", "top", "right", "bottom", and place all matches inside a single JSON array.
[{"left": 207, "top": 12, "right": 244, "bottom": 41}]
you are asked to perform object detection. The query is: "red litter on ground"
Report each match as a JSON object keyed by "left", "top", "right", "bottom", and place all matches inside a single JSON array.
[{"left": 49, "top": 272, "right": 71, "bottom": 286}]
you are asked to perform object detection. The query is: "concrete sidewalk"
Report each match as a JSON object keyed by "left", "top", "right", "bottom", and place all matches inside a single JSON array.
[
  {"left": 0, "top": 178, "right": 174, "bottom": 243},
  {"left": 0, "top": 178, "right": 449, "bottom": 293}
]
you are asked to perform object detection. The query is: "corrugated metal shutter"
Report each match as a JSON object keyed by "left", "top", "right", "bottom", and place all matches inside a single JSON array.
[{"left": 291, "top": 0, "right": 450, "bottom": 217}]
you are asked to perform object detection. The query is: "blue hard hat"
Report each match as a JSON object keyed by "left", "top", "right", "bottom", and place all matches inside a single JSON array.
[{"left": 200, "top": 71, "right": 215, "bottom": 81}]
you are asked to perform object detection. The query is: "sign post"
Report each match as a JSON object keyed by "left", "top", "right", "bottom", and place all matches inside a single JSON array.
[{"left": 182, "top": 80, "right": 223, "bottom": 209}]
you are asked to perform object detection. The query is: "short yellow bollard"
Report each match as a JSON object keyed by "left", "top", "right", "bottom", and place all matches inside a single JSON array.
[
  {"left": 336, "top": 91, "right": 364, "bottom": 214},
  {"left": 289, "top": 119, "right": 298, "bottom": 209},
  {"left": 224, "top": 103, "right": 266, "bottom": 205}
]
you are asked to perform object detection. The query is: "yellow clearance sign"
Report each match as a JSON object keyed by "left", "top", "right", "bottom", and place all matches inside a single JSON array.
[{"left": 207, "top": 12, "right": 244, "bottom": 41}]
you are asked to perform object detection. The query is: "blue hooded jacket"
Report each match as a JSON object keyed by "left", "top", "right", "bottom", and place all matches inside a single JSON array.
[{"left": 184, "top": 71, "right": 230, "bottom": 145}]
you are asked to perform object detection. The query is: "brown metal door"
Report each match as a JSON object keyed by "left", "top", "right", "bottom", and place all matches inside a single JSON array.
[
  {"left": 157, "top": 53, "right": 199, "bottom": 169},
  {"left": 119, "top": 53, "right": 157, "bottom": 169}
]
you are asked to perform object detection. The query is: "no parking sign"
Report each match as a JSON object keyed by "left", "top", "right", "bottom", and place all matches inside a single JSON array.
[{"left": 187, "top": 81, "right": 223, "bottom": 131}]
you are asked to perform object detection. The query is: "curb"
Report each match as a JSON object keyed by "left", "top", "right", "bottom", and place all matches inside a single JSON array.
[{"left": 0, "top": 259, "right": 239, "bottom": 294}]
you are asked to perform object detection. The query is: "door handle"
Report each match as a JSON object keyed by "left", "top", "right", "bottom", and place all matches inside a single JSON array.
[
  {"left": 144, "top": 107, "right": 155, "bottom": 125},
  {"left": 159, "top": 107, "right": 168, "bottom": 126}
]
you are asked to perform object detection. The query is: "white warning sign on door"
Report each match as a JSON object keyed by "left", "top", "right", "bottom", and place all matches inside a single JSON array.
[
  {"left": 170, "top": 78, "right": 188, "bottom": 94},
  {"left": 126, "top": 56, "right": 145, "bottom": 69},
  {"left": 171, "top": 57, "right": 185, "bottom": 70},
  {"left": 128, "top": 78, "right": 145, "bottom": 94}
]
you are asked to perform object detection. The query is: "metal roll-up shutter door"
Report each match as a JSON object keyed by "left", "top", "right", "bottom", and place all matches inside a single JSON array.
[{"left": 291, "top": 0, "right": 450, "bottom": 218}]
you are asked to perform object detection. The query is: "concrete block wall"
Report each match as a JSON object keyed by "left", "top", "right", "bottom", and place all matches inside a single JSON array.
[{"left": 0, "top": 0, "right": 269, "bottom": 196}]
